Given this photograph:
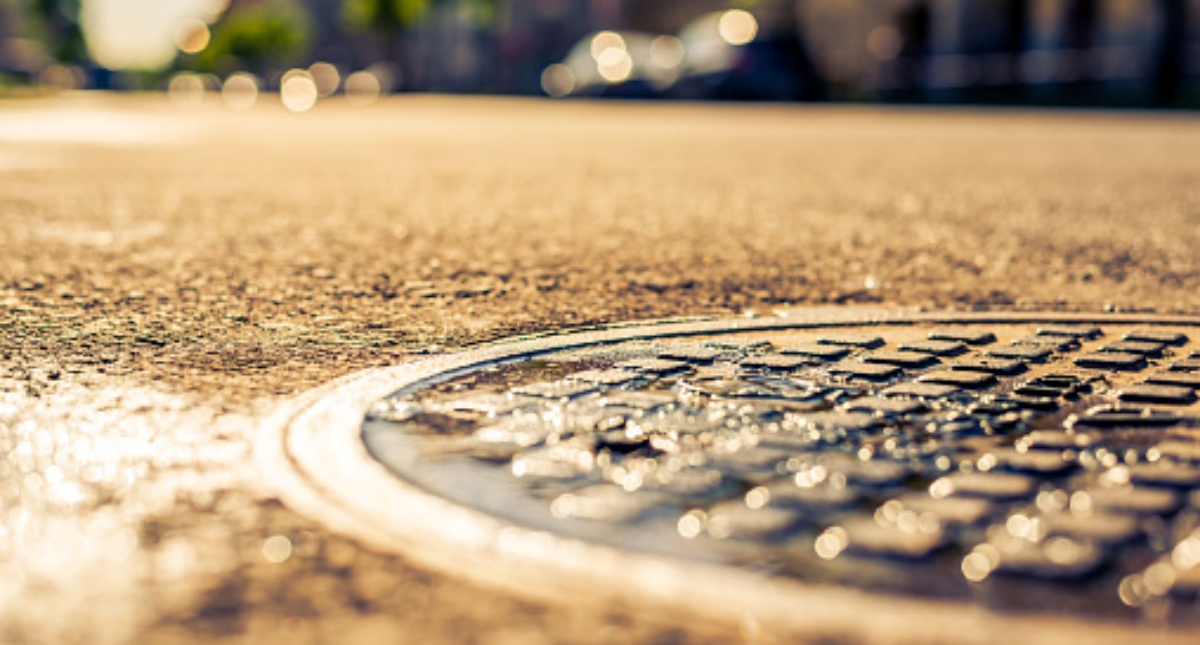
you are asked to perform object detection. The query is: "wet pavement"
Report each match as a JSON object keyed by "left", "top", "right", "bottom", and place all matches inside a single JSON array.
[
  {"left": 345, "top": 314, "right": 1200, "bottom": 632},
  {"left": 1, "top": 94, "right": 1199, "bottom": 642}
]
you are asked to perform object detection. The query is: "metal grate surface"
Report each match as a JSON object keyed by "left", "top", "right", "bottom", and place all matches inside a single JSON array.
[{"left": 317, "top": 312, "right": 1200, "bottom": 634}]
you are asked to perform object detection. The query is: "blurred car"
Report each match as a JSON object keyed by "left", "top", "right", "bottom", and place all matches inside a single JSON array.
[
  {"left": 541, "top": 10, "right": 822, "bottom": 102},
  {"left": 669, "top": 10, "right": 822, "bottom": 101},
  {"left": 540, "top": 30, "right": 684, "bottom": 99}
]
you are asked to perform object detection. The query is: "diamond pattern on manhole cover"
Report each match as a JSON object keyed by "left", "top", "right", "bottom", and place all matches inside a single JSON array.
[{"left": 270, "top": 310, "right": 1200, "bottom": 640}]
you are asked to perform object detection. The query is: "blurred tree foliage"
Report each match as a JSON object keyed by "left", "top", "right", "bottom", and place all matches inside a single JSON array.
[
  {"left": 342, "top": 0, "right": 496, "bottom": 65},
  {"left": 343, "top": 0, "right": 429, "bottom": 34},
  {"left": 342, "top": 0, "right": 429, "bottom": 66},
  {"left": 25, "top": 0, "right": 86, "bottom": 64},
  {"left": 343, "top": 0, "right": 498, "bottom": 30},
  {"left": 187, "top": 0, "right": 311, "bottom": 76}
]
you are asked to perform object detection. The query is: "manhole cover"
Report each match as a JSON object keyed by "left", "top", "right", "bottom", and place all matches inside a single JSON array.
[{"left": 264, "top": 309, "right": 1200, "bottom": 642}]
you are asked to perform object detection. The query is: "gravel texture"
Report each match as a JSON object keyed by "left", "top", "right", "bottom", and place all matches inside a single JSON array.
[{"left": 0, "top": 94, "right": 1197, "bottom": 643}]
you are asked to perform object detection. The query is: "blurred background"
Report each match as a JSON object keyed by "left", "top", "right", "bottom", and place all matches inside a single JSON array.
[{"left": 0, "top": 0, "right": 1197, "bottom": 108}]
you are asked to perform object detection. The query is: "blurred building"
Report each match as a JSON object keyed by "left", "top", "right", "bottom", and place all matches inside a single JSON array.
[{"left": 799, "top": 0, "right": 1200, "bottom": 105}]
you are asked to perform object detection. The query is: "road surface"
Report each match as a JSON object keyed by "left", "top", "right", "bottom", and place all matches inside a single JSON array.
[{"left": 1, "top": 94, "right": 1198, "bottom": 643}]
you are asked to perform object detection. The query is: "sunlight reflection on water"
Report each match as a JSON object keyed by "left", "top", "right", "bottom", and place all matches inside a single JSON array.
[{"left": 0, "top": 381, "right": 251, "bottom": 643}]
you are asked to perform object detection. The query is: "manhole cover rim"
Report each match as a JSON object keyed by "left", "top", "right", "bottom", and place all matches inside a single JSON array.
[{"left": 259, "top": 308, "right": 1200, "bottom": 643}]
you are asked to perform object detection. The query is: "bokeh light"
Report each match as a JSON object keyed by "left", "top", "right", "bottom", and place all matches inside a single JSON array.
[
  {"left": 962, "top": 544, "right": 1000, "bottom": 582},
  {"left": 596, "top": 46, "right": 633, "bottom": 83},
  {"left": 344, "top": 71, "right": 383, "bottom": 105},
  {"left": 261, "top": 535, "right": 292, "bottom": 564},
  {"left": 308, "top": 62, "right": 341, "bottom": 98},
  {"left": 540, "top": 64, "right": 576, "bottom": 98},
  {"left": 649, "top": 35, "right": 685, "bottom": 69},
  {"left": 221, "top": 73, "right": 259, "bottom": 112},
  {"left": 590, "top": 31, "right": 626, "bottom": 61},
  {"left": 718, "top": 10, "right": 758, "bottom": 46},
  {"left": 677, "top": 510, "right": 705, "bottom": 539},
  {"left": 36, "top": 64, "right": 84, "bottom": 91},
  {"left": 1173, "top": 532, "right": 1200, "bottom": 569},
  {"left": 280, "top": 69, "right": 318, "bottom": 113},
  {"left": 167, "top": 72, "right": 206, "bottom": 107},
  {"left": 173, "top": 18, "right": 210, "bottom": 55},
  {"left": 814, "top": 526, "right": 848, "bottom": 560}
]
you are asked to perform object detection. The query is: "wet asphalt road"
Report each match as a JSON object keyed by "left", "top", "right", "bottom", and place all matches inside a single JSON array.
[{"left": 0, "top": 94, "right": 1198, "bottom": 643}]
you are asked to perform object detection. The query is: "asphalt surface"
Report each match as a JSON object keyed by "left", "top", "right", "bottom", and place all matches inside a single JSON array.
[{"left": 1, "top": 93, "right": 1198, "bottom": 643}]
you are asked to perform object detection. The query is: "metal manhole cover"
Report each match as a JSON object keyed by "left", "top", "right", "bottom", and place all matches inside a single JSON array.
[{"left": 263, "top": 309, "right": 1200, "bottom": 642}]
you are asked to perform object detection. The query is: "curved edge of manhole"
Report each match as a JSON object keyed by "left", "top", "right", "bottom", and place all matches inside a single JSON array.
[{"left": 256, "top": 307, "right": 1200, "bottom": 643}]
